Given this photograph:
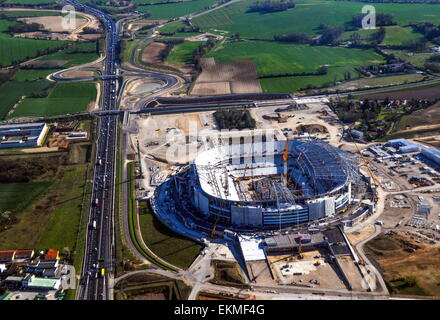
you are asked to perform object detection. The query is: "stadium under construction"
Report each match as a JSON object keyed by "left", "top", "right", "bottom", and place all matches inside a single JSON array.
[{"left": 156, "top": 138, "right": 368, "bottom": 234}]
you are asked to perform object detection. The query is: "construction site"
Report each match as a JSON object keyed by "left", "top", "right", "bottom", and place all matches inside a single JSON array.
[{"left": 126, "top": 97, "right": 440, "bottom": 297}]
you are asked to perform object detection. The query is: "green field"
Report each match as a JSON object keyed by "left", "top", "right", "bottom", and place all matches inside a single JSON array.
[
  {"left": 193, "top": 0, "right": 440, "bottom": 39},
  {"left": 0, "top": 18, "right": 68, "bottom": 67},
  {"left": 0, "top": 41, "right": 99, "bottom": 120},
  {"left": 204, "top": 40, "right": 384, "bottom": 92},
  {"left": 37, "top": 165, "right": 88, "bottom": 251},
  {"left": 384, "top": 48, "right": 432, "bottom": 69},
  {"left": 11, "top": 82, "right": 97, "bottom": 117},
  {"left": 138, "top": 0, "right": 219, "bottom": 19},
  {"left": 39, "top": 41, "right": 100, "bottom": 68},
  {"left": 0, "top": 79, "right": 52, "bottom": 119},
  {"left": 382, "top": 26, "right": 423, "bottom": 46},
  {"left": 0, "top": 181, "right": 52, "bottom": 213},
  {"left": 0, "top": 10, "right": 62, "bottom": 18},
  {"left": 12, "top": 68, "right": 58, "bottom": 81},
  {"left": 207, "top": 40, "right": 384, "bottom": 76},
  {"left": 139, "top": 210, "right": 202, "bottom": 269},
  {"left": 166, "top": 41, "right": 203, "bottom": 64}
]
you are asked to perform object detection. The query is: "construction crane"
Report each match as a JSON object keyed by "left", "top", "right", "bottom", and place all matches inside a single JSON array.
[
  {"left": 210, "top": 215, "right": 220, "bottom": 238},
  {"left": 282, "top": 137, "right": 289, "bottom": 186},
  {"left": 297, "top": 236, "right": 304, "bottom": 259},
  {"left": 347, "top": 130, "right": 380, "bottom": 188},
  {"left": 234, "top": 164, "right": 249, "bottom": 183}
]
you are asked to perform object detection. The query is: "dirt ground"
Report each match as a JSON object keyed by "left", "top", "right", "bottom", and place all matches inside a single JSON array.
[
  {"left": 134, "top": 113, "right": 204, "bottom": 165},
  {"left": 191, "top": 58, "right": 262, "bottom": 95},
  {"left": 21, "top": 147, "right": 59, "bottom": 153},
  {"left": 141, "top": 42, "right": 167, "bottom": 64},
  {"left": 366, "top": 231, "right": 440, "bottom": 296},
  {"left": 2, "top": 8, "right": 100, "bottom": 41},
  {"left": 347, "top": 225, "right": 375, "bottom": 246},
  {"left": 18, "top": 16, "right": 87, "bottom": 33},
  {"left": 296, "top": 124, "right": 328, "bottom": 135},
  {"left": 63, "top": 70, "right": 94, "bottom": 78},
  {"left": 267, "top": 250, "right": 347, "bottom": 290}
]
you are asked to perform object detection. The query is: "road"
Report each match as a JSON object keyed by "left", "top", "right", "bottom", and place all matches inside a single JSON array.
[{"left": 66, "top": 0, "right": 120, "bottom": 300}]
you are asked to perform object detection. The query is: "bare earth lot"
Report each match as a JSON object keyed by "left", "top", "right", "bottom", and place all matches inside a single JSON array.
[
  {"left": 141, "top": 42, "right": 167, "bottom": 64},
  {"left": 191, "top": 58, "right": 262, "bottom": 95}
]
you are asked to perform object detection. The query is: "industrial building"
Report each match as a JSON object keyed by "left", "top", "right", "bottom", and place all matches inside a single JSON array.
[
  {"left": 421, "top": 146, "right": 440, "bottom": 166},
  {"left": 0, "top": 123, "right": 48, "bottom": 149},
  {"left": 386, "top": 138, "right": 421, "bottom": 153},
  {"left": 189, "top": 139, "right": 362, "bottom": 230}
]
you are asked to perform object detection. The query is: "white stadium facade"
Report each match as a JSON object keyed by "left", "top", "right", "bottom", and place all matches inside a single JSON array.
[{"left": 189, "top": 139, "right": 361, "bottom": 230}]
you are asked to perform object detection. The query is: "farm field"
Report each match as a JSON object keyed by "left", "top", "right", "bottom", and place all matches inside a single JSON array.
[
  {"left": 259, "top": 67, "right": 353, "bottom": 92},
  {"left": 205, "top": 40, "right": 384, "bottom": 92},
  {"left": 137, "top": 0, "right": 219, "bottom": 19},
  {"left": 382, "top": 26, "right": 423, "bottom": 46},
  {"left": 0, "top": 163, "right": 88, "bottom": 252},
  {"left": 38, "top": 41, "right": 100, "bottom": 68},
  {"left": 0, "top": 17, "right": 68, "bottom": 67},
  {"left": 36, "top": 164, "right": 88, "bottom": 252},
  {"left": 206, "top": 41, "right": 384, "bottom": 76},
  {"left": 11, "top": 82, "right": 97, "bottom": 117},
  {"left": 0, "top": 79, "right": 52, "bottom": 119},
  {"left": 0, "top": 10, "right": 62, "bottom": 18},
  {"left": 12, "top": 68, "right": 58, "bottom": 81},
  {"left": 0, "top": 181, "right": 52, "bottom": 213},
  {"left": 166, "top": 41, "right": 203, "bottom": 64},
  {"left": 0, "top": 41, "right": 99, "bottom": 119},
  {"left": 192, "top": 0, "right": 440, "bottom": 39}
]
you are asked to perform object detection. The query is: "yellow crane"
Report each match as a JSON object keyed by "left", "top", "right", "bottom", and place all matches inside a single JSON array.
[
  {"left": 234, "top": 164, "right": 249, "bottom": 183},
  {"left": 282, "top": 137, "right": 289, "bottom": 186},
  {"left": 347, "top": 129, "right": 380, "bottom": 188}
]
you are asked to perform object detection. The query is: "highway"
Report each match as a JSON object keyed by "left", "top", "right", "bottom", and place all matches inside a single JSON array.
[{"left": 66, "top": 0, "right": 119, "bottom": 300}]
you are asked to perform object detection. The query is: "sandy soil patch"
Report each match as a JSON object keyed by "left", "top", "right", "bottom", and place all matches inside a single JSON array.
[
  {"left": 191, "top": 81, "right": 231, "bottom": 95},
  {"left": 18, "top": 16, "right": 87, "bottom": 33},
  {"left": 347, "top": 224, "right": 375, "bottom": 246},
  {"left": 141, "top": 42, "right": 167, "bottom": 64},
  {"left": 63, "top": 70, "right": 94, "bottom": 78},
  {"left": 22, "top": 147, "right": 59, "bottom": 153}
]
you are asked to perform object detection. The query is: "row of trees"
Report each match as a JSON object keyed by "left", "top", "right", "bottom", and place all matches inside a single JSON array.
[
  {"left": 193, "top": 38, "right": 218, "bottom": 69},
  {"left": 214, "top": 109, "right": 256, "bottom": 130},
  {"left": 351, "top": 13, "right": 396, "bottom": 28},
  {"left": 329, "top": 97, "right": 438, "bottom": 140},
  {"left": 0, "top": 156, "right": 65, "bottom": 183},
  {"left": 412, "top": 22, "right": 440, "bottom": 44},
  {"left": 8, "top": 22, "right": 43, "bottom": 34},
  {"left": 247, "top": 0, "right": 295, "bottom": 13}
]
